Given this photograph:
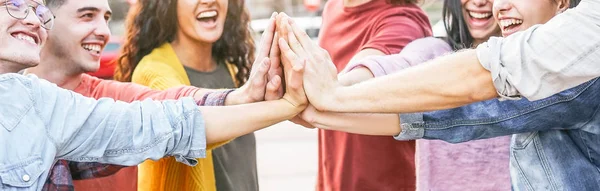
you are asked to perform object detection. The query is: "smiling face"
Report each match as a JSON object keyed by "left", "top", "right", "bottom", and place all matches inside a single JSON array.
[
  {"left": 493, "top": 0, "right": 568, "bottom": 36},
  {"left": 175, "top": 0, "right": 228, "bottom": 45},
  {"left": 461, "top": 0, "right": 501, "bottom": 43},
  {"left": 0, "top": 0, "right": 48, "bottom": 71},
  {"left": 44, "top": 0, "right": 112, "bottom": 73}
]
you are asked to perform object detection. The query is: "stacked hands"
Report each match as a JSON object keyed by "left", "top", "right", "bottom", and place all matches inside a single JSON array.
[{"left": 230, "top": 12, "right": 343, "bottom": 128}]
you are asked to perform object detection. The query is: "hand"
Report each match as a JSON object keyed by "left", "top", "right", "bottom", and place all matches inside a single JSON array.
[
  {"left": 276, "top": 14, "right": 341, "bottom": 111},
  {"left": 265, "top": 32, "right": 284, "bottom": 101},
  {"left": 227, "top": 12, "right": 282, "bottom": 105},
  {"left": 290, "top": 104, "right": 317, "bottom": 129},
  {"left": 278, "top": 35, "right": 308, "bottom": 111}
]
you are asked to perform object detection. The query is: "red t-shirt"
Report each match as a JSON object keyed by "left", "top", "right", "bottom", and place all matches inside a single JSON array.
[{"left": 317, "top": 0, "right": 432, "bottom": 190}]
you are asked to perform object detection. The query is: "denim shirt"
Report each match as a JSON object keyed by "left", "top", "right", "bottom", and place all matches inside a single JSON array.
[
  {"left": 0, "top": 74, "right": 207, "bottom": 191},
  {"left": 396, "top": 78, "right": 600, "bottom": 190}
]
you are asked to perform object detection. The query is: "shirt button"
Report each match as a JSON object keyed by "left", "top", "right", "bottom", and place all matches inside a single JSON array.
[{"left": 22, "top": 174, "right": 30, "bottom": 182}]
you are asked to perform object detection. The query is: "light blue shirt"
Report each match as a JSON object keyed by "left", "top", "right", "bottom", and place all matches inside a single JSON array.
[{"left": 0, "top": 73, "right": 207, "bottom": 191}]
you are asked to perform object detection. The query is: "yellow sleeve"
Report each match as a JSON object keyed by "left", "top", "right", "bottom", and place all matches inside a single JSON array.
[{"left": 131, "top": 61, "right": 231, "bottom": 149}]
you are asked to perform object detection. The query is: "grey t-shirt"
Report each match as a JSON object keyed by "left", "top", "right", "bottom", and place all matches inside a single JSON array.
[{"left": 184, "top": 63, "right": 259, "bottom": 191}]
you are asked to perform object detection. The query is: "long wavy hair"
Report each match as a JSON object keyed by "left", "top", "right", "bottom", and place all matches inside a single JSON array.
[{"left": 114, "top": 0, "right": 254, "bottom": 85}]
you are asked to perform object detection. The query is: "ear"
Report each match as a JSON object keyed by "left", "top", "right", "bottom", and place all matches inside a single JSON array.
[{"left": 556, "top": 0, "right": 569, "bottom": 13}]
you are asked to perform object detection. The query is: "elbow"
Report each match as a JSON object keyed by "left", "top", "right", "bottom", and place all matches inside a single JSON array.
[{"left": 467, "top": 70, "right": 498, "bottom": 103}]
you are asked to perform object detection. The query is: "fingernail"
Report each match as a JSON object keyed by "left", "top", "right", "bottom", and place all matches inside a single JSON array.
[{"left": 271, "top": 12, "right": 277, "bottom": 18}]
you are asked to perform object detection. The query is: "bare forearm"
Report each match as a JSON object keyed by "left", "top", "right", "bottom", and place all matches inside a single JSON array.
[
  {"left": 329, "top": 50, "right": 498, "bottom": 113},
  {"left": 310, "top": 112, "right": 400, "bottom": 136},
  {"left": 200, "top": 100, "right": 300, "bottom": 144}
]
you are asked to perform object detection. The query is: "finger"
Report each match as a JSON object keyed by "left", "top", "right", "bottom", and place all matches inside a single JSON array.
[
  {"left": 290, "top": 115, "right": 315, "bottom": 129},
  {"left": 268, "top": 32, "right": 282, "bottom": 77},
  {"left": 251, "top": 58, "right": 270, "bottom": 90},
  {"left": 257, "top": 12, "right": 278, "bottom": 59},
  {"left": 284, "top": 21, "right": 308, "bottom": 60},
  {"left": 289, "top": 20, "right": 316, "bottom": 55},
  {"left": 264, "top": 75, "right": 282, "bottom": 101},
  {"left": 278, "top": 38, "right": 299, "bottom": 71},
  {"left": 289, "top": 58, "right": 306, "bottom": 91},
  {"left": 276, "top": 13, "right": 291, "bottom": 38},
  {"left": 280, "top": 16, "right": 293, "bottom": 43},
  {"left": 268, "top": 33, "right": 285, "bottom": 96}
]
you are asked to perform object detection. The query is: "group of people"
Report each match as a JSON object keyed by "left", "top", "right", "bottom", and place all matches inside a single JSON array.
[{"left": 0, "top": 0, "right": 598, "bottom": 191}]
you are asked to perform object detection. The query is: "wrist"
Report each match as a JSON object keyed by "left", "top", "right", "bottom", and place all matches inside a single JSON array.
[
  {"left": 325, "top": 86, "right": 345, "bottom": 112},
  {"left": 224, "top": 89, "right": 246, "bottom": 106},
  {"left": 204, "top": 89, "right": 235, "bottom": 106}
]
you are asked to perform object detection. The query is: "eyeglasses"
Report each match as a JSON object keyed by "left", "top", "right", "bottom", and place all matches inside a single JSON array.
[{"left": 2, "top": 0, "right": 55, "bottom": 30}]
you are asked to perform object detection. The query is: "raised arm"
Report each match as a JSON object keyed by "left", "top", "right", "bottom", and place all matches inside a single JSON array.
[
  {"left": 282, "top": 0, "right": 600, "bottom": 114},
  {"left": 293, "top": 38, "right": 451, "bottom": 135},
  {"left": 29, "top": 48, "right": 306, "bottom": 167}
]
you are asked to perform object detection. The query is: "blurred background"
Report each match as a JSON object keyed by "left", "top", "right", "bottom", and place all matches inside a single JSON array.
[{"left": 105, "top": 0, "right": 444, "bottom": 190}]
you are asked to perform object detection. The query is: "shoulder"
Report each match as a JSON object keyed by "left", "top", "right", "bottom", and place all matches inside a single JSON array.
[
  {"left": 0, "top": 73, "right": 36, "bottom": 97},
  {"left": 372, "top": 3, "right": 431, "bottom": 30}
]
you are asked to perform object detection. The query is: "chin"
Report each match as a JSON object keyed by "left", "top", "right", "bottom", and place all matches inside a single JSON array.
[
  {"left": 81, "top": 63, "right": 101, "bottom": 73},
  {"left": 199, "top": 32, "right": 224, "bottom": 42}
]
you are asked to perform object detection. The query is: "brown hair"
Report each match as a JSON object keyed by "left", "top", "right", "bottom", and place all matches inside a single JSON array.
[{"left": 114, "top": 0, "right": 254, "bottom": 84}]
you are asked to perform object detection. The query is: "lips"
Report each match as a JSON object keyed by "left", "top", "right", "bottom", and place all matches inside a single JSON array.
[
  {"left": 197, "top": 10, "right": 217, "bottom": 22},
  {"left": 82, "top": 44, "right": 102, "bottom": 53},
  {"left": 11, "top": 32, "right": 39, "bottom": 45},
  {"left": 469, "top": 11, "right": 492, "bottom": 19},
  {"left": 498, "top": 18, "right": 523, "bottom": 36},
  {"left": 466, "top": 10, "right": 494, "bottom": 28}
]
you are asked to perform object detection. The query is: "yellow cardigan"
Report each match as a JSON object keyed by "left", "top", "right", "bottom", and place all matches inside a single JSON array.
[{"left": 132, "top": 43, "right": 238, "bottom": 191}]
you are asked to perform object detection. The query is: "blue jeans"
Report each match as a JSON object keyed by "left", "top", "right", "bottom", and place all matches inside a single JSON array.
[{"left": 396, "top": 78, "right": 600, "bottom": 190}]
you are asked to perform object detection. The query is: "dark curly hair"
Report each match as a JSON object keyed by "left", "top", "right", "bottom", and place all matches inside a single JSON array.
[{"left": 114, "top": 0, "right": 254, "bottom": 85}]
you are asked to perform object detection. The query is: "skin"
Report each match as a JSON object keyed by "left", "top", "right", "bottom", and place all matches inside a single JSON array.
[
  {"left": 280, "top": 0, "right": 501, "bottom": 135},
  {"left": 274, "top": 0, "right": 567, "bottom": 135},
  {"left": 0, "top": 1, "right": 306, "bottom": 146},
  {"left": 26, "top": 0, "right": 282, "bottom": 106},
  {"left": 0, "top": 0, "right": 48, "bottom": 72}
]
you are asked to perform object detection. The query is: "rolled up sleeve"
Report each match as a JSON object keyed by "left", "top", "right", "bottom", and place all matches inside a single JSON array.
[
  {"left": 476, "top": 0, "right": 600, "bottom": 101},
  {"left": 30, "top": 75, "right": 207, "bottom": 166}
]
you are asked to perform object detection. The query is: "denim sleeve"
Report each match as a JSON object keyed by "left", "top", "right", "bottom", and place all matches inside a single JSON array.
[
  {"left": 28, "top": 75, "right": 206, "bottom": 166},
  {"left": 395, "top": 78, "right": 600, "bottom": 143},
  {"left": 476, "top": 0, "right": 600, "bottom": 101}
]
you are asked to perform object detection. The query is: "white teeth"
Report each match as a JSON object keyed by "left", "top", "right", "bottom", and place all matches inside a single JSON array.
[
  {"left": 469, "top": 11, "right": 492, "bottom": 19},
  {"left": 82, "top": 44, "right": 102, "bottom": 53},
  {"left": 499, "top": 19, "right": 523, "bottom": 28},
  {"left": 15, "top": 33, "right": 36, "bottom": 44},
  {"left": 198, "top": 11, "right": 217, "bottom": 19}
]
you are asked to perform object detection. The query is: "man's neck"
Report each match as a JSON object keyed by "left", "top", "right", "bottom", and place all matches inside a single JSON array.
[
  {"left": 343, "top": 0, "right": 372, "bottom": 7},
  {"left": 27, "top": 61, "right": 83, "bottom": 90},
  {"left": 0, "top": 61, "right": 26, "bottom": 74},
  {"left": 171, "top": 35, "right": 216, "bottom": 72}
]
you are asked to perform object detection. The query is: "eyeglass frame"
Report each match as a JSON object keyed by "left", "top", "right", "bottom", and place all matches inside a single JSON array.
[{"left": 2, "top": 0, "right": 56, "bottom": 30}]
